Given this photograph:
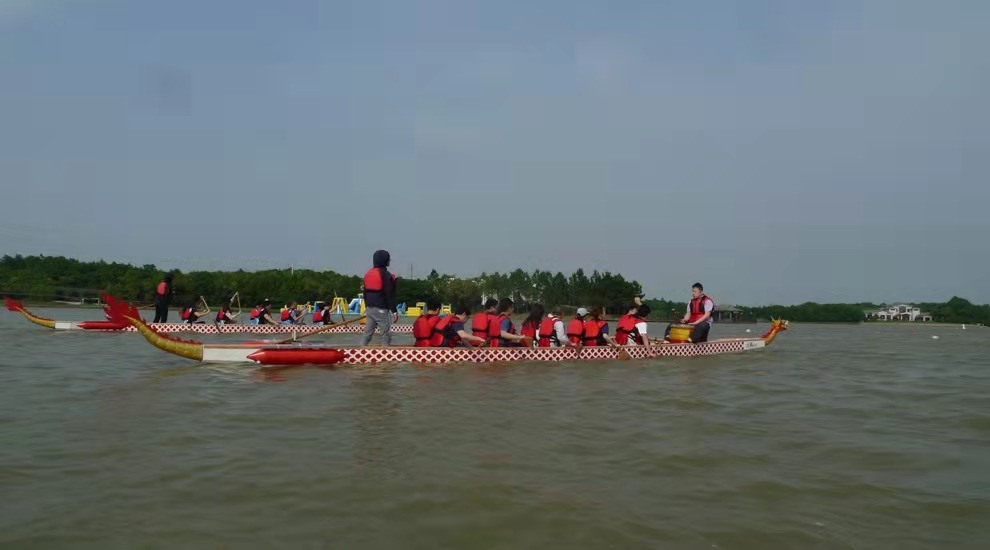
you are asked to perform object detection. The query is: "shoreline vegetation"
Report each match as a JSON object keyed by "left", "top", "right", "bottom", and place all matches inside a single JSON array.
[{"left": 3, "top": 255, "right": 989, "bottom": 325}]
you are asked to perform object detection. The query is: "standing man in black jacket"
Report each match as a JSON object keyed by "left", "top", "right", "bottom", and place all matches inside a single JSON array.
[{"left": 360, "top": 249, "right": 399, "bottom": 346}]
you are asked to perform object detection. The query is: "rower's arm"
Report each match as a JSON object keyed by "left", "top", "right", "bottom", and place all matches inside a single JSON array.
[{"left": 457, "top": 330, "right": 485, "bottom": 344}]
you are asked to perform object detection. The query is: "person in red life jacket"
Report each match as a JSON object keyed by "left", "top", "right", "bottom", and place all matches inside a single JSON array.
[
  {"left": 152, "top": 272, "right": 175, "bottom": 323},
  {"left": 249, "top": 301, "right": 265, "bottom": 325},
  {"left": 215, "top": 302, "right": 237, "bottom": 325},
  {"left": 470, "top": 298, "right": 499, "bottom": 343},
  {"left": 312, "top": 303, "right": 334, "bottom": 325},
  {"left": 566, "top": 308, "right": 588, "bottom": 345},
  {"left": 538, "top": 307, "right": 571, "bottom": 347},
  {"left": 412, "top": 301, "right": 442, "bottom": 347},
  {"left": 360, "top": 250, "right": 399, "bottom": 346},
  {"left": 581, "top": 307, "right": 619, "bottom": 347},
  {"left": 180, "top": 296, "right": 210, "bottom": 324},
  {"left": 431, "top": 304, "right": 487, "bottom": 347},
  {"left": 664, "top": 282, "right": 715, "bottom": 343},
  {"left": 615, "top": 304, "right": 652, "bottom": 346},
  {"left": 520, "top": 303, "right": 544, "bottom": 346},
  {"left": 488, "top": 298, "right": 529, "bottom": 347},
  {"left": 280, "top": 302, "right": 305, "bottom": 325}
]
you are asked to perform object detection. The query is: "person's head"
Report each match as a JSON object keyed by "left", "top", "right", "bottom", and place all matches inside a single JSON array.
[
  {"left": 691, "top": 283, "right": 704, "bottom": 299},
  {"left": 496, "top": 298, "right": 514, "bottom": 315},
  {"left": 484, "top": 298, "right": 499, "bottom": 312},
  {"left": 627, "top": 303, "right": 639, "bottom": 315},
  {"left": 164, "top": 272, "right": 173, "bottom": 283},
  {"left": 526, "top": 303, "right": 545, "bottom": 322},
  {"left": 588, "top": 306, "right": 603, "bottom": 320},
  {"left": 289, "top": 301, "right": 297, "bottom": 308},
  {"left": 576, "top": 307, "right": 588, "bottom": 319},
  {"left": 637, "top": 304, "right": 651, "bottom": 318},
  {"left": 549, "top": 307, "right": 563, "bottom": 317},
  {"left": 373, "top": 249, "right": 391, "bottom": 268},
  {"left": 426, "top": 299, "right": 441, "bottom": 313},
  {"left": 453, "top": 304, "right": 471, "bottom": 320}
]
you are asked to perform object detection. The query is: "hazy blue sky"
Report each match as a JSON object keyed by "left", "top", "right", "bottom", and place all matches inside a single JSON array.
[{"left": 1, "top": 0, "right": 986, "bottom": 304}]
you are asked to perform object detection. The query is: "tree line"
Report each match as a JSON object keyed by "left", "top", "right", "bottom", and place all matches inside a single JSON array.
[
  {"left": 3, "top": 255, "right": 988, "bottom": 323},
  {"left": 0, "top": 255, "right": 643, "bottom": 314}
]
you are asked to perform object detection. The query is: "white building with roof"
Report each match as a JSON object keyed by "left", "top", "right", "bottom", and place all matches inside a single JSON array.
[{"left": 869, "top": 304, "right": 932, "bottom": 322}]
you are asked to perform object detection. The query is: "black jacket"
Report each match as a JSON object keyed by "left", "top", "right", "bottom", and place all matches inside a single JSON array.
[{"left": 365, "top": 250, "right": 397, "bottom": 312}]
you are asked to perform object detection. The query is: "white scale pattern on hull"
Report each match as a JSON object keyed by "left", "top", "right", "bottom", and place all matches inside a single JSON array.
[{"left": 197, "top": 338, "right": 763, "bottom": 365}]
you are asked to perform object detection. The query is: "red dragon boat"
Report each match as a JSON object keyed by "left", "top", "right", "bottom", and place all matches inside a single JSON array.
[
  {"left": 3, "top": 297, "right": 412, "bottom": 335},
  {"left": 104, "top": 297, "right": 790, "bottom": 366}
]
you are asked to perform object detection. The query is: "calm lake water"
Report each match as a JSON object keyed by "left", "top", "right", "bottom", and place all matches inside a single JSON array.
[{"left": 1, "top": 308, "right": 988, "bottom": 548}]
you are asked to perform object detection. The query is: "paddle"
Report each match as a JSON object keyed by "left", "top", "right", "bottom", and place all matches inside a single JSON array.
[{"left": 274, "top": 315, "right": 367, "bottom": 345}]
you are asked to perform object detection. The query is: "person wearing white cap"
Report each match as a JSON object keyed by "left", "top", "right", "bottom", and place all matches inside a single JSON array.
[{"left": 566, "top": 308, "right": 589, "bottom": 345}]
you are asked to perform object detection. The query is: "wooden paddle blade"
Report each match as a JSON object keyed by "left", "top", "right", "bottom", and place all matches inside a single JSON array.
[
  {"left": 520, "top": 336, "right": 534, "bottom": 348},
  {"left": 617, "top": 348, "right": 631, "bottom": 361}
]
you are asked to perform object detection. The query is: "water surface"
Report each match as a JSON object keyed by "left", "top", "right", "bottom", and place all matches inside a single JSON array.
[{"left": 1, "top": 308, "right": 988, "bottom": 548}]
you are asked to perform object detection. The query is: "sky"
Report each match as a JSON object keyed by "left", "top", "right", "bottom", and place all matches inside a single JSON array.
[{"left": 0, "top": 0, "right": 987, "bottom": 305}]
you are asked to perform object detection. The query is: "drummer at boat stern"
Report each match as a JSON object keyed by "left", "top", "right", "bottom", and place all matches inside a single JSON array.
[{"left": 360, "top": 249, "right": 399, "bottom": 346}]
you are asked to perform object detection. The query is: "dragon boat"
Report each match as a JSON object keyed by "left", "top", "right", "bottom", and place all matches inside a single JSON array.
[
  {"left": 4, "top": 298, "right": 411, "bottom": 335},
  {"left": 105, "top": 297, "right": 790, "bottom": 367}
]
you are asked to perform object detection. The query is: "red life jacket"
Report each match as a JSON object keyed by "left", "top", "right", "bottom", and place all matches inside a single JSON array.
[
  {"left": 216, "top": 309, "right": 227, "bottom": 322},
  {"left": 615, "top": 314, "right": 643, "bottom": 345},
  {"left": 413, "top": 314, "right": 439, "bottom": 347},
  {"left": 363, "top": 268, "right": 396, "bottom": 292},
  {"left": 471, "top": 312, "right": 492, "bottom": 339},
  {"left": 488, "top": 314, "right": 514, "bottom": 347},
  {"left": 250, "top": 307, "right": 261, "bottom": 320},
  {"left": 520, "top": 319, "right": 538, "bottom": 339},
  {"left": 689, "top": 295, "right": 715, "bottom": 324},
  {"left": 430, "top": 315, "right": 458, "bottom": 347},
  {"left": 583, "top": 319, "right": 606, "bottom": 347},
  {"left": 312, "top": 310, "right": 323, "bottom": 323},
  {"left": 538, "top": 316, "right": 559, "bottom": 347},
  {"left": 566, "top": 318, "right": 585, "bottom": 345},
  {"left": 156, "top": 281, "right": 167, "bottom": 296},
  {"left": 181, "top": 307, "right": 193, "bottom": 320},
  {"left": 280, "top": 309, "right": 292, "bottom": 322}
]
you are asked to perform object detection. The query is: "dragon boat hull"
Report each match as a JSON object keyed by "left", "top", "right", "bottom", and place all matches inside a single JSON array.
[
  {"left": 102, "top": 296, "right": 789, "bottom": 366},
  {"left": 3, "top": 299, "right": 409, "bottom": 335},
  {"left": 52, "top": 321, "right": 412, "bottom": 335}
]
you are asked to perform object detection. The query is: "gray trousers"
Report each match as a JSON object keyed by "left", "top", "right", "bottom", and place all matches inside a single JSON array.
[{"left": 360, "top": 307, "right": 393, "bottom": 346}]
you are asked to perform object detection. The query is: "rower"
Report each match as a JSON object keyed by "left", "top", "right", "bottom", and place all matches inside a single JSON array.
[
  {"left": 431, "top": 305, "right": 486, "bottom": 347},
  {"left": 256, "top": 301, "right": 278, "bottom": 325},
  {"left": 312, "top": 303, "right": 333, "bottom": 325},
  {"left": 566, "top": 308, "right": 588, "bottom": 345},
  {"left": 520, "top": 303, "right": 544, "bottom": 344},
  {"left": 538, "top": 307, "right": 570, "bottom": 347},
  {"left": 180, "top": 296, "right": 210, "bottom": 324},
  {"left": 249, "top": 302, "right": 264, "bottom": 325},
  {"left": 488, "top": 298, "right": 529, "bottom": 347},
  {"left": 215, "top": 302, "right": 237, "bottom": 325},
  {"left": 412, "top": 300, "right": 442, "bottom": 347},
  {"left": 615, "top": 304, "right": 651, "bottom": 346},
  {"left": 664, "top": 282, "right": 715, "bottom": 343},
  {"left": 281, "top": 302, "right": 304, "bottom": 325},
  {"left": 471, "top": 298, "right": 499, "bottom": 343},
  {"left": 582, "top": 306, "right": 619, "bottom": 347}
]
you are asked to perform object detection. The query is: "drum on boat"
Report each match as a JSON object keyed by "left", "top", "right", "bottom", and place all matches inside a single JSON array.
[{"left": 667, "top": 323, "right": 693, "bottom": 343}]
